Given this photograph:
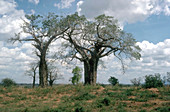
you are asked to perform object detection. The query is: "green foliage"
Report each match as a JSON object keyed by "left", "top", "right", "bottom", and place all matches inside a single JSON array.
[
  {"left": 108, "top": 76, "right": 119, "bottom": 86},
  {"left": 1, "top": 78, "right": 16, "bottom": 87},
  {"left": 71, "top": 66, "right": 82, "bottom": 85},
  {"left": 96, "top": 97, "right": 111, "bottom": 108},
  {"left": 143, "top": 73, "right": 163, "bottom": 88},
  {"left": 74, "top": 92, "right": 96, "bottom": 100},
  {"left": 75, "top": 107, "right": 85, "bottom": 112},
  {"left": 101, "top": 97, "right": 111, "bottom": 106},
  {"left": 154, "top": 106, "right": 170, "bottom": 112}
]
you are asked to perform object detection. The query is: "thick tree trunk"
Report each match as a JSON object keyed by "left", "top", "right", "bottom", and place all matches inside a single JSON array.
[
  {"left": 39, "top": 54, "right": 48, "bottom": 87},
  {"left": 84, "top": 58, "right": 99, "bottom": 85}
]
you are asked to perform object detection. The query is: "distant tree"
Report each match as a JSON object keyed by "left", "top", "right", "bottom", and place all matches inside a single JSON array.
[
  {"left": 71, "top": 66, "right": 82, "bottom": 85},
  {"left": 163, "top": 72, "right": 170, "bottom": 85},
  {"left": 10, "top": 13, "right": 69, "bottom": 87},
  {"left": 167, "top": 72, "right": 170, "bottom": 84},
  {"left": 60, "top": 13, "right": 141, "bottom": 85},
  {"left": 1, "top": 78, "right": 16, "bottom": 87},
  {"left": 108, "top": 76, "right": 119, "bottom": 86},
  {"left": 143, "top": 73, "right": 163, "bottom": 88},
  {"left": 130, "top": 77, "right": 142, "bottom": 86},
  {"left": 25, "top": 62, "right": 38, "bottom": 88},
  {"left": 48, "top": 62, "right": 61, "bottom": 87}
]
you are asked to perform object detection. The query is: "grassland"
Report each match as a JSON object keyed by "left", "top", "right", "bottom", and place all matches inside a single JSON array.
[{"left": 0, "top": 84, "right": 169, "bottom": 112}]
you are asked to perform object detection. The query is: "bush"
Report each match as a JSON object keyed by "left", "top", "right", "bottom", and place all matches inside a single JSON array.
[
  {"left": 108, "top": 76, "right": 118, "bottom": 86},
  {"left": 101, "top": 97, "right": 111, "bottom": 106},
  {"left": 143, "top": 73, "right": 163, "bottom": 88},
  {"left": 1, "top": 78, "right": 16, "bottom": 87},
  {"left": 96, "top": 97, "right": 111, "bottom": 108},
  {"left": 130, "top": 77, "right": 142, "bottom": 86},
  {"left": 71, "top": 66, "right": 82, "bottom": 85},
  {"left": 75, "top": 107, "right": 85, "bottom": 112}
]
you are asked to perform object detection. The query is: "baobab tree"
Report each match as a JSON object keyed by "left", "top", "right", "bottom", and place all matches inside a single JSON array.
[
  {"left": 10, "top": 13, "right": 68, "bottom": 87},
  {"left": 60, "top": 13, "right": 141, "bottom": 85}
]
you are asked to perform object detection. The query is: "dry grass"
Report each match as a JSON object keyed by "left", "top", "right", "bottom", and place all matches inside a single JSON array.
[{"left": 0, "top": 85, "right": 169, "bottom": 112}]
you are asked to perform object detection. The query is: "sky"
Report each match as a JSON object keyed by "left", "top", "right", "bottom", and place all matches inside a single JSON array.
[{"left": 0, "top": 0, "right": 170, "bottom": 84}]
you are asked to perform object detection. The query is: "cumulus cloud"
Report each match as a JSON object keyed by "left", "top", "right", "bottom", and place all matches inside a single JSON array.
[
  {"left": 1, "top": 38, "right": 170, "bottom": 84},
  {"left": 77, "top": 0, "right": 170, "bottom": 25},
  {"left": 0, "top": 0, "right": 26, "bottom": 41},
  {"left": 97, "top": 39, "right": 170, "bottom": 84},
  {"left": 54, "top": 0, "right": 75, "bottom": 9},
  {"left": 0, "top": 41, "right": 36, "bottom": 83},
  {"left": 28, "top": 0, "right": 39, "bottom": 5}
]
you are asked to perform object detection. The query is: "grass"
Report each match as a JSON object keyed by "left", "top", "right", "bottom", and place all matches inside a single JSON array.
[{"left": 0, "top": 85, "right": 169, "bottom": 112}]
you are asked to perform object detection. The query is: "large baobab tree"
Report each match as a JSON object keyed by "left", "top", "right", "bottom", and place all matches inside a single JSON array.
[
  {"left": 61, "top": 13, "right": 141, "bottom": 85},
  {"left": 10, "top": 13, "right": 68, "bottom": 87}
]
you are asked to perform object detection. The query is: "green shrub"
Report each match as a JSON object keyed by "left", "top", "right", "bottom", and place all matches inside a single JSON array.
[
  {"left": 75, "top": 107, "right": 85, "bottom": 112},
  {"left": 101, "top": 97, "right": 111, "bottom": 106},
  {"left": 108, "top": 76, "right": 118, "bottom": 86},
  {"left": 71, "top": 66, "right": 82, "bottom": 85},
  {"left": 154, "top": 106, "right": 170, "bottom": 112},
  {"left": 96, "top": 97, "right": 111, "bottom": 108},
  {"left": 1, "top": 78, "right": 16, "bottom": 87},
  {"left": 143, "top": 74, "right": 163, "bottom": 88},
  {"left": 75, "top": 92, "right": 96, "bottom": 100}
]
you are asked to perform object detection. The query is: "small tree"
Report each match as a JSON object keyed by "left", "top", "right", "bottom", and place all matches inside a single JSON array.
[
  {"left": 25, "top": 62, "right": 38, "bottom": 88},
  {"left": 130, "top": 77, "right": 142, "bottom": 86},
  {"left": 143, "top": 73, "right": 163, "bottom": 88},
  {"left": 71, "top": 66, "right": 82, "bottom": 85},
  {"left": 108, "top": 76, "right": 119, "bottom": 86},
  {"left": 166, "top": 72, "right": 170, "bottom": 85},
  {"left": 48, "top": 62, "right": 61, "bottom": 87},
  {"left": 163, "top": 72, "right": 170, "bottom": 85},
  {"left": 1, "top": 78, "right": 16, "bottom": 87}
]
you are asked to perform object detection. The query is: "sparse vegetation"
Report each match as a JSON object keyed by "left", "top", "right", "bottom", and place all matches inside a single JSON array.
[{"left": 0, "top": 85, "right": 169, "bottom": 112}]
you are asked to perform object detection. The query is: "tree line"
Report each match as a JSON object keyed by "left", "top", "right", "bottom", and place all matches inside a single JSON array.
[{"left": 10, "top": 13, "right": 141, "bottom": 87}]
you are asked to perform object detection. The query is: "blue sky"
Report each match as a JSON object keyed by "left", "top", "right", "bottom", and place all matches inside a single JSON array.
[
  {"left": 0, "top": 0, "right": 170, "bottom": 84},
  {"left": 124, "top": 14, "right": 170, "bottom": 43}
]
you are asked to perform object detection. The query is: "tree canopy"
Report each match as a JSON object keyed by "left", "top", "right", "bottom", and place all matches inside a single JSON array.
[
  {"left": 60, "top": 13, "right": 141, "bottom": 85},
  {"left": 10, "top": 13, "right": 69, "bottom": 87},
  {"left": 10, "top": 12, "right": 141, "bottom": 86}
]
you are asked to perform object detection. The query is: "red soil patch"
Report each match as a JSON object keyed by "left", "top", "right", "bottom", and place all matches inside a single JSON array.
[
  {"left": 128, "top": 96, "right": 136, "bottom": 99},
  {"left": 147, "top": 88, "right": 159, "bottom": 93}
]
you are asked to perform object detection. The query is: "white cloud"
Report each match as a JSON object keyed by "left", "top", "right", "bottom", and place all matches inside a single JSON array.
[
  {"left": 1, "top": 38, "right": 170, "bottom": 84},
  {"left": 0, "top": 41, "right": 36, "bottom": 83},
  {"left": 77, "top": 0, "right": 170, "bottom": 26},
  {"left": 54, "top": 3, "right": 61, "bottom": 9},
  {"left": 28, "top": 0, "right": 39, "bottom": 5},
  {"left": 0, "top": 0, "right": 26, "bottom": 41},
  {"left": 1, "top": 0, "right": 170, "bottom": 84},
  {"left": 0, "top": 0, "right": 16, "bottom": 15},
  {"left": 54, "top": 0, "right": 75, "bottom": 9},
  {"left": 96, "top": 39, "right": 170, "bottom": 84},
  {"left": 31, "top": 9, "right": 35, "bottom": 14}
]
